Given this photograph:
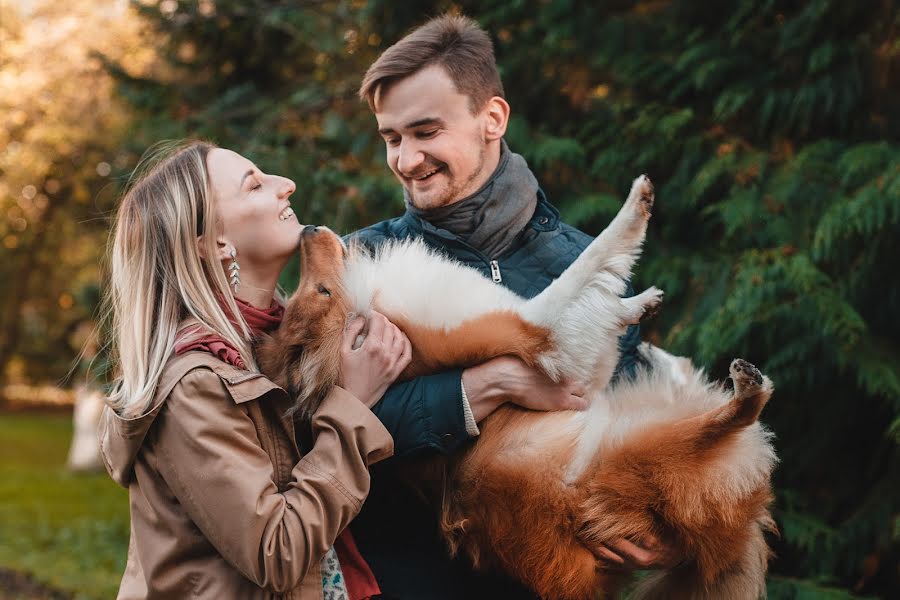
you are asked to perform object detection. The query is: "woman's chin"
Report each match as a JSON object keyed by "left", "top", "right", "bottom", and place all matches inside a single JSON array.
[
  {"left": 263, "top": 222, "right": 304, "bottom": 261},
  {"left": 281, "top": 218, "right": 303, "bottom": 237}
]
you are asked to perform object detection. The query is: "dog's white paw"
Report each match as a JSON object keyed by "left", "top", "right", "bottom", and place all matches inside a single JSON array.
[{"left": 627, "top": 174, "right": 655, "bottom": 217}]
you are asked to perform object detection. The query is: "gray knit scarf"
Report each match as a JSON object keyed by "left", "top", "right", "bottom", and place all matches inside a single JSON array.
[{"left": 404, "top": 140, "right": 539, "bottom": 258}]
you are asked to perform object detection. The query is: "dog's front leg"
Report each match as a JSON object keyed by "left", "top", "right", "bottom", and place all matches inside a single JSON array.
[
  {"left": 526, "top": 174, "right": 655, "bottom": 318},
  {"left": 521, "top": 175, "right": 662, "bottom": 386},
  {"left": 528, "top": 282, "right": 664, "bottom": 387},
  {"left": 392, "top": 309, "right": 555, "bottom": 379}
]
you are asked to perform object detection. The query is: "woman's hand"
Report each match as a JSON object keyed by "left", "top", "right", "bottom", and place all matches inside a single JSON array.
[{"left": 338, "top": 310, "right": 412, "bottom": 408}]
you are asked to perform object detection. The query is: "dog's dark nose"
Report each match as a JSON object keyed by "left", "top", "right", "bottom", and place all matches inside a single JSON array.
[{"left": 302, "top": 224, "right": 319, "bottom": 236}]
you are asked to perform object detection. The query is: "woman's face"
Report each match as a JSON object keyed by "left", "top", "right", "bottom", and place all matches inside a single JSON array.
[{"left": 206, "top": 148, "right": 300, "bottom": 270}]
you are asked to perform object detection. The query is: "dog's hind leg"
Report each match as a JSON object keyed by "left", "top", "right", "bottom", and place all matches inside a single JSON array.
[
  {"left": 443, "top": 441, "right": 621, "bottom": 600},
  {"left": 701, "top": 359, "right": 774, "bottom": 440}
]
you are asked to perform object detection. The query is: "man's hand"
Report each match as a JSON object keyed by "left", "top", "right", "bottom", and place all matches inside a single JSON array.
[
  {"left": 593, "top": 535, "right": 682, "bottom": 571},
  {"left": 462, "top": 356, "right": 587, "bottom": 422}
]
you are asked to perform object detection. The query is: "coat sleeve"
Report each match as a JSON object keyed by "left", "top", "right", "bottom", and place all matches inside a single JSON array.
[
  {"left": 151, "top": 369, "right": 393, "bottom": 592},
  {"left": 370, "top": 368, "right": 474, "bottom": 457}
]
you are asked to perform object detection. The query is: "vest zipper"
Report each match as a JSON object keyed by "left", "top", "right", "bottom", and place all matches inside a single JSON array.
[
  {"left": 490, "top": 260, "right": 502, "bottom": 283},
  {"left": 417, "top": 223, "right": 505, "bottom": 284}
]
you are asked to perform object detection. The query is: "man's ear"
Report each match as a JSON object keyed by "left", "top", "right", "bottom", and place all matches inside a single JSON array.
[
  {"left": 482, "top": 96, "right": 510, "bottom": 141},
  {"left": 196, "top": 235, "right": 234, "bottom": 262}
]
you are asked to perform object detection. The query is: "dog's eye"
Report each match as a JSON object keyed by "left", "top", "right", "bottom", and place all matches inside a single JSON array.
[{"left": 317, "top": 284, "right": 331, "bottom": 297}]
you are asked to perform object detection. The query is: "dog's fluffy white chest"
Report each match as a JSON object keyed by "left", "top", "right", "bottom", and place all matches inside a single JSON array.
[{"left": 343, "top": 240, "right": 525, "bottom": 329}]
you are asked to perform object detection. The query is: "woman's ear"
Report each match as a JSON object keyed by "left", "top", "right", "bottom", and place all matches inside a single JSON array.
[
  {"left": 482, "top": 96, "right": 510, "bottom": 142},
  {"left": 196, "top": 235, "right": 234, "bottom": 262}
]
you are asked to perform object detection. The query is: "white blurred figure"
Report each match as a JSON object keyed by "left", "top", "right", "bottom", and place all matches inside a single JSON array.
[{"left": 67, "top": 383, "right": 105, "bottom": 472}]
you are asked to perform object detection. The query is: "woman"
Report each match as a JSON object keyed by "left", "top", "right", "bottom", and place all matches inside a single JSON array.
[{"left": 99, "top": 140, "right": 410, "bottom": 599}]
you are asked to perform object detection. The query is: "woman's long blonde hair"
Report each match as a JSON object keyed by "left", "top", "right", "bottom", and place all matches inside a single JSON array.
[{"left": 105, "top": 140, "right": 257, "bottom": 418}]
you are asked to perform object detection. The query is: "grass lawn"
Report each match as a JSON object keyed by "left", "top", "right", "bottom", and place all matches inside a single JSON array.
[{"left": 0, "top": 413, "right": 129, "bottom": 599}]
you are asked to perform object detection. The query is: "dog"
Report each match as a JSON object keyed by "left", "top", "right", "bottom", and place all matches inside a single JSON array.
[{"left": 257, "top": 176, "right": 777, "bottom": 599}]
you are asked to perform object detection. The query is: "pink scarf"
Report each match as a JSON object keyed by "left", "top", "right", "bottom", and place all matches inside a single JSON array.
[
  {"left": 174, "top": 297, "right": 381, "bottom": 600},
  {"left": 174, "top": 297, "right": 283, "bottom": 368}
]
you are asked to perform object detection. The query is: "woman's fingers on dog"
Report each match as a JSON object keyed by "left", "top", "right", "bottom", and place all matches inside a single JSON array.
[
  {"left": 342, "top": 316, "right": 367, "bottom": 353},
  {"left": 568, "top": 382, "right": 586, "bottom": 397},
  {"left": 399, "top": 334, "right": 412, "bottom": 372},
  {"left": 560, "top": 379, "right": 588, "bottom": 410},
  {"left": 381, "top": 318, "right": 397, "bottom": 350},
  {"left": 365, "top": 310, "right": 387, "bottom": 350},
  {"left": 388, "top": 322, "right": 404, "bottom": 353},
  {"left": 566, "top": 393, "right": 590, "bottom": 411},
  {"left": 391, "top": 329, "right": 412, "bottom": 376}
]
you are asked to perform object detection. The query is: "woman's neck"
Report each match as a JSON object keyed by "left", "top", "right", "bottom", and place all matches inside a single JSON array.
[
  {"left": 234, "top": 286, "right": 276, "bottom": 309},
  {"left": 230, "top": 259, "right": 284, "bottom": 309}
]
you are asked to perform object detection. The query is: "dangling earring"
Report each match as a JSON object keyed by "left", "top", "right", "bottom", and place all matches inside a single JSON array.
[{"left": 229, "top": 249, "right": 241, "bottom": 293}]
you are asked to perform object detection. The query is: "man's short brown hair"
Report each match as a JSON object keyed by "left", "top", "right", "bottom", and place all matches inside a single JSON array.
[{"left": 359, "top": 14, "right": 505, "bottom": 114}]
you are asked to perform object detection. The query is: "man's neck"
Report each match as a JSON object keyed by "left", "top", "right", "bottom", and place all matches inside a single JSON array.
[
  {"left": 459, "top": 138, "right": 502, "bottom": 205},
  {"left": 479, "top": 138, "right": 503, "bottom": 188}
]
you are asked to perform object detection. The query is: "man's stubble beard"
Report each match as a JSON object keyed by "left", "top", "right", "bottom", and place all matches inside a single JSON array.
[{"left": 408, "top": 144, "right": 486, "bottom": 210}]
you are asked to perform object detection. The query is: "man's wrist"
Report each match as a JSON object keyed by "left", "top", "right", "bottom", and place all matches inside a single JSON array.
[
  {"left": 462, "top": 363, "right": 505, "bottom": 422},
  {"left": 460, "top": 378, "right": 481, "bottom": 436}
]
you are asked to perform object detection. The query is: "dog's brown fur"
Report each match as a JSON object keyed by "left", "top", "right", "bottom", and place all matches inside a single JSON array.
[
  {"left": 258, "top": 228, "right": 348, "bottom": 419},
  {"left": 257, "top": 227, "right": 776, "bottom": 600},
  {"left": 395, "top": 312, "right": 555, "bottom": 378}
]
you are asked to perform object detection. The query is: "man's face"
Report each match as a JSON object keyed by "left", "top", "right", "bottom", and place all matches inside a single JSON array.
[{"left": 374, "top": 65, "right": 493, "bottom": 210}]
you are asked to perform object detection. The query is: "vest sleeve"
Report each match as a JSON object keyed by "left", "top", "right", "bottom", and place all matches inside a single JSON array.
[
  {"left": 612, "top": 280, "right": 644, "bottom": 382},
  {"left": 370, "top": 368, "right": 474, "bottom": 457}
]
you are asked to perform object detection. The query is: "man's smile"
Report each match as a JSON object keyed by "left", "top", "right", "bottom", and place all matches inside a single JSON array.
[
  {"left": 412, "top": 167, "right": 441, "bottom": 181},
  {"left": 405, "top": 163, "right": 445, "bottom": 184}
]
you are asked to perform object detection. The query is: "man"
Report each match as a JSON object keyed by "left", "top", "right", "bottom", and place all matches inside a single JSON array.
[{"left": 349, "top": 15, "right": 675, "bottom": 599}]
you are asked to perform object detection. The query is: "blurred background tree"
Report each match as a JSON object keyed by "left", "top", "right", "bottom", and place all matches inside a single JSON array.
[
  {"left": 0, "top": 0, "right": 155, "bottom": 385},
  {"left": 1, "top": 0, "right": 897, "bottom": 597}
]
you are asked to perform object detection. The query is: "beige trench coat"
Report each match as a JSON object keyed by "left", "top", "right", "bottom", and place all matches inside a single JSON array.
[{"left": 99, "top": 350, "right": 394, "bottom": 599}]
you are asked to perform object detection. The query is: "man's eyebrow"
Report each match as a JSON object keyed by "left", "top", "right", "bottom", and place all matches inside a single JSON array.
[
  {"left": 406, "top": 117, "right": 444, "bottom": 129},
  {"left": 378, "top": 117, "right": 444, "bottom": 136}
]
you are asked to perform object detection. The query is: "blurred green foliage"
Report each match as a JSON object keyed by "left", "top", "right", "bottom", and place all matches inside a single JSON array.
[{"left": 1, "top": 0, "right": 897, "bottom": 597}]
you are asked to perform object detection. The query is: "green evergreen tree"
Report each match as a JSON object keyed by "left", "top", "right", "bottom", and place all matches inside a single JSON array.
[{"left": 108, "top": 1, "right": 899, "bottom": 596}]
